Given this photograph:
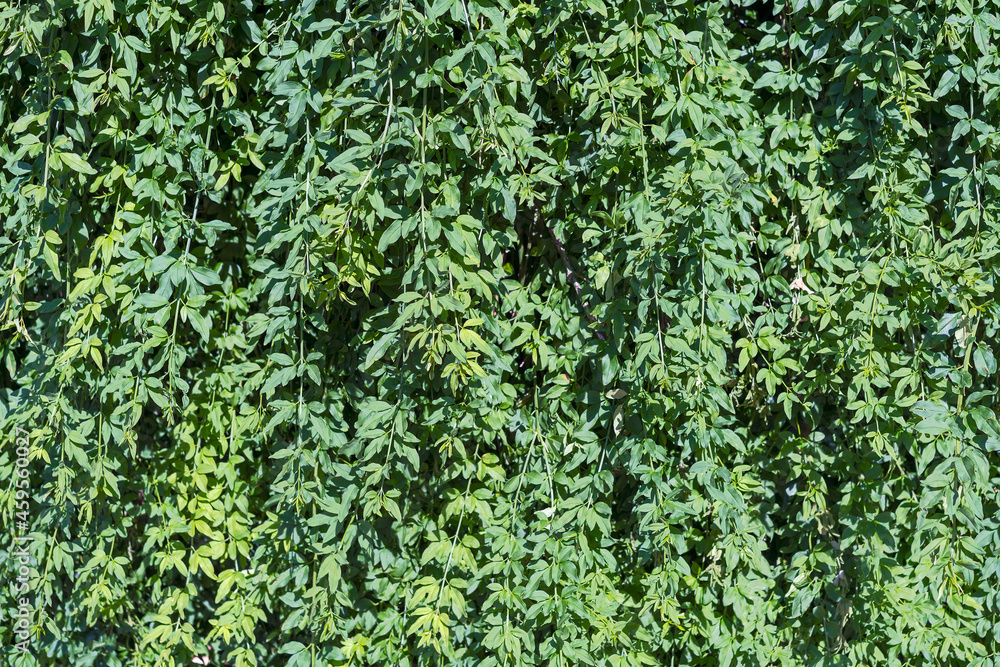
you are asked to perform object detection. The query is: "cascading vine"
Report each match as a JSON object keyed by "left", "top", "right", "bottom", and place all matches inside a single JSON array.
[{"left": 2, "top": 1, "right": 1000, "bottom": 666}]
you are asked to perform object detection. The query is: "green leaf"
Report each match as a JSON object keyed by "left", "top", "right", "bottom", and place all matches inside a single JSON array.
[{"left": 57, "top": 152, "right": 97, "bottom": 175}]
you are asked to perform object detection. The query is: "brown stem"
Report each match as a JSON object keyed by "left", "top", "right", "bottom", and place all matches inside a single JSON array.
[{"left": 545, "top": 223, "right": 606, "bottom": 341}]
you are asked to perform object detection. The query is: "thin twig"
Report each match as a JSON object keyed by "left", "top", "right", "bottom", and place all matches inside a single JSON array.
[{"left": 545, "top": 220, "right": 606, "bottom": 340}]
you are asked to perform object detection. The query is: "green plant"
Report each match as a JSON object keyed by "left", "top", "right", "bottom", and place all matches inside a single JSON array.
[{"left": 2, "top": 0, "right": 1000, "bottom": 665}]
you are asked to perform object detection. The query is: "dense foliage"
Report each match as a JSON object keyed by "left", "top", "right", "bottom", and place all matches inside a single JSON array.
[{"left": 3, "top": 0, "right": 1000, "bottom": 665}]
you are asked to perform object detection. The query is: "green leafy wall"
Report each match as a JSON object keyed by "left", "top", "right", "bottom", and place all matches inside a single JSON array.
[{"left": 3, "top": 0, "right": 1000, "bottom": 665}]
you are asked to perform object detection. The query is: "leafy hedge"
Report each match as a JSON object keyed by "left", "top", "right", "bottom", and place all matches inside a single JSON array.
[{"left": 3, "top": 0, "right": 1000, "bottom": 665}]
